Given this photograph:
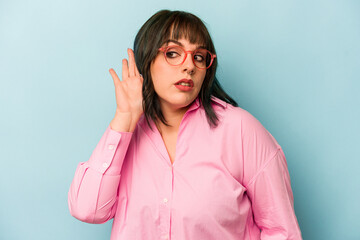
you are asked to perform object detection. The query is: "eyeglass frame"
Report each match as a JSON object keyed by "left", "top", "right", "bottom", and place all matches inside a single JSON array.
[{"left": 158, "top": 45, "right": 217, "bottom": 70}]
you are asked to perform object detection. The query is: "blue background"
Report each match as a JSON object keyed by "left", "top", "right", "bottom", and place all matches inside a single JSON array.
[{"left": 1, "top": 0, "right": 359, "bottom": 239}]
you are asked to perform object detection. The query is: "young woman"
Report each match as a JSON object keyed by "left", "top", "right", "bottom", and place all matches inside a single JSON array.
[{"left": 68, "top": 10, "right": 302, "bottom": 240}]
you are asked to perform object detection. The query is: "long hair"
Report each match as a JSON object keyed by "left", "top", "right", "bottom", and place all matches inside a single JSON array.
[{"left": 133, "top": 10, "right": 238, "bottom": 130}]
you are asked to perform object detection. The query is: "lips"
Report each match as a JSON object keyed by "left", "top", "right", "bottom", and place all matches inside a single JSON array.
[{"left": 175, "top": 79, "right": 194, "bottom": 87}]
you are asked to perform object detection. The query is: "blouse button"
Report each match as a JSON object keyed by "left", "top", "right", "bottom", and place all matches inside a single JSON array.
[
  {"left": 102, "top": 162, "right": 109, "bottom": 168},
  {"left": 108, "top": 144, "right": 114, "bottom": 150},
  {"left": 163, "top": 198, "right": 168, "bottom": 203}
]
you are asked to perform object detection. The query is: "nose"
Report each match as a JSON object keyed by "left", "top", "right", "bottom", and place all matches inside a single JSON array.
[{"left": 182, "top": 52, "right": 196, "bottom": 74}]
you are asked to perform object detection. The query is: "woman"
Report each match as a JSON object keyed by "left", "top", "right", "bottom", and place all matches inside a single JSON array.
[{"left": 68, "top": 10, "right": 302, "bottom": 240}]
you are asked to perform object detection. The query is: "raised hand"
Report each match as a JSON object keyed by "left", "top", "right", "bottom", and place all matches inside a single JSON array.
[{"left": 109, "top": 48, "right": 144, "bottom": 132}]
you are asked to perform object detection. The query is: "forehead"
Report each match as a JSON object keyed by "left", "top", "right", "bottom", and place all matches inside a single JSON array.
[
  {"left": 160, "top": 21, "right": 208, "bottom": 47},
  {"left": 163, "top": 39, "right": 206, "bottom": 49}
]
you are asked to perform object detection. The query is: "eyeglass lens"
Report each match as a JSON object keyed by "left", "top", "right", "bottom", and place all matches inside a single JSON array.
[{"left": 165, "top": 46, "right": 212, "bottom": 69}]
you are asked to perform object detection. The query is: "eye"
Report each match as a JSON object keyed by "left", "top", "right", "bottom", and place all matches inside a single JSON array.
[
  {"left": 166, "top": 51, "right": 180, "bottom": 58},
  {"left": 165, "top": 47, "right": 182, "bottom": 58},
  {"left": 194, "top": 54, "right": 205, "bottom": 62},
  {"left": 194, "top": 51, "right": 206, "bottom": 62}
]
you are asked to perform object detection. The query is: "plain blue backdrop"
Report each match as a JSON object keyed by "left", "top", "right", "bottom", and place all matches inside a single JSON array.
[{"left": 1, "top": 0, "right": 359, "bottom": 239}]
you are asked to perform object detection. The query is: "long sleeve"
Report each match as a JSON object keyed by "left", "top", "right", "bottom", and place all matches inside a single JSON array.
[
  {"left": 245, "top": 148, "right": 302, "bottom": 240},
  {"left": 236, "top": 107, "right": 302, "bottom": 239},
  {"left": 68, "top": 125, "right": 133, "bottom": 224}
]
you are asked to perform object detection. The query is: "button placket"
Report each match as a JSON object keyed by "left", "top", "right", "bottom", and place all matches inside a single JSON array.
[
  {"left": 161, "top": 234, "right": 169, "bottom": 239},
  {"left": 159, "top": 167, "right": 173, "bottom": 240},
  {"left": 102, "top": 162, "right": 109, "bottom": 168}
]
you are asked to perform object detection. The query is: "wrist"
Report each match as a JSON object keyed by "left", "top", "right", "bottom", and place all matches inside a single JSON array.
[{"left": 110, "top": 112, "right": 132, "bottom": 132}]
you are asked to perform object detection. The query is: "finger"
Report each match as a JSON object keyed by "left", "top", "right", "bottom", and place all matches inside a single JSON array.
[
  {"left": 122, "top": 58, "right": 129, "bottom": 80},
  {"left": 109, "top": 68, "right": 121, "bottom": 86},
  {"left": 134, "top": 58, "right": 140, "bottom": 76},
  {"left": 127, "top": 48, "right": 136, "bottom": 77},
  {"left": 135, "top": 66, "right": 141, "bottom": 77}
]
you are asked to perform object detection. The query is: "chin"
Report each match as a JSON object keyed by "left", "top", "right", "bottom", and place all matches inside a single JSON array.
[{"left": 161, "top": 94, "right": 197, "bottom": 109}]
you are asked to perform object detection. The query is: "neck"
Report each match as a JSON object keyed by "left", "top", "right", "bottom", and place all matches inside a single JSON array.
[{"left": 155, "top": 102, "right": 191, "bottom": 134}]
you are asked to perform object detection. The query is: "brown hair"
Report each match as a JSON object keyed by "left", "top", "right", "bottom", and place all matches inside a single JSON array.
[{"left": 133, "top": 10, "right": 238, "bottom": 129}]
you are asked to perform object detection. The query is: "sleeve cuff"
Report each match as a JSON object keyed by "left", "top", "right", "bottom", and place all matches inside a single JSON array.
[{"left": 88, "top": 124, "right": 133, "bottom": 175}]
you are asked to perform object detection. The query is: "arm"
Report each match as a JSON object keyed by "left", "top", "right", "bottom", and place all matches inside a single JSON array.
[
  {"left": 68, "top": 48, "right": 143, "bottom": 223},
  {"left": 237, "top": 108, "right": 302, "bottom": 239},
  {"left": 68, "top": 125, "right": 133, "bottom": 224},
  {"left": 246, "top": 148, "right": 302, "bottom": 240}
]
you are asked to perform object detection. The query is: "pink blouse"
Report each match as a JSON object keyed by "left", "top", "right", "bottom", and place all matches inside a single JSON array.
[{"left": 68, "top": 96, "right": 302, "bottom": 240}]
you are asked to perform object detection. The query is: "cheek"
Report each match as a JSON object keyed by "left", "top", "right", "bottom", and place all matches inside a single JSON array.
[
  {"left": 151, "top": 55, "right": 178, "bottom": 77},
  {"left": 150, "top": 61, "right": 170, "bottom": 91},
  {"left": 197, "top": 72, "right": 207, "bottom": 88}
]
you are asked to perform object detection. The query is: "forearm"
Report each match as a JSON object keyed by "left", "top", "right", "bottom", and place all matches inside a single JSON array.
[
  {"left": 68, "top": 163, "right": 120, "bottom": 223},
  {"left": 68, "top": 125, "right": 133, "bottom": 223}
]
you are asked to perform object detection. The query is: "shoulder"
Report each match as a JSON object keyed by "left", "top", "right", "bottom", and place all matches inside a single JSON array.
[
  {"left": 211, "top": 97, "right": 269, "bottom": 133},
  {"left": 210, "top": 95, "right": 257, "bottom": 121},
  {"left": 211, "top": 96, "right": 280, "bottom": 149},
  {"left": 210, "top": 97, "right": 282, "bottom": 185}
]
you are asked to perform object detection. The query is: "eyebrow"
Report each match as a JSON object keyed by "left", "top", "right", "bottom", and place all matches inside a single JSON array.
[{"left": 164, "top": 39, "right": 206, "bottom": 49}]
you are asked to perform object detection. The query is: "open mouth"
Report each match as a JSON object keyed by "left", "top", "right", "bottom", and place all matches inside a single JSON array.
[
  {"left": 174, "top": 80, "right": 194, "bottom": 91},
  {"left": 176, "top": 82, "right": 192, "bottom": 87},
  {"left": 175, "top": 79, "right": 194, "bottom": 88}
]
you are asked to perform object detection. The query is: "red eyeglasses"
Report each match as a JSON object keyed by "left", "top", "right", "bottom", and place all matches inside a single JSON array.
[{"left": 158, "top": 45, "right": 216, "bottom": 70}]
